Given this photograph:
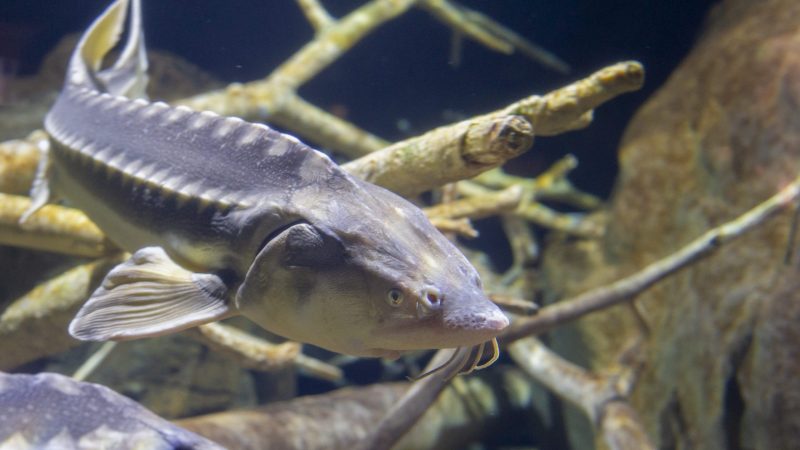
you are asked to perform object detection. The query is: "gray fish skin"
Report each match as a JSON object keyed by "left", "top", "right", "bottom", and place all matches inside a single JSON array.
[
  {"left": 0, "top": 371, "right": 222, "bottom": 450},
  {"left": 38, "top": 0, "right": 508, "bottom": 358}
]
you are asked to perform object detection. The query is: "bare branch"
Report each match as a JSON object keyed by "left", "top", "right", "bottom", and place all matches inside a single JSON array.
[
  {"left": 270, "top": 93, "right": 389, "bottom": 159},
  {"left": 423, "top": 185, "right": 523, "bottom": 220},
  {"left": 190, "top": 322, "right": 343, "bottom": 382},
  {"left": 420, "top": 0, "right": 514, "bottom": 54},
  {"left": 501, "top": 175, "right": 800, "bottom": 343},
  {"left": 344, "top": 63, "right": 643, "bottom": 197},
  {"left": 178, "top": 368, "right": 536, "bottom": 449},
  {"left": 509, "top": 338, "right": 655, "bottom": 450},
  {"left": 489, "top": 293, "right": 538, "bottom": 315},
  {"left": 344, "top": 115, "right": 534, "bottom": 197},
  {"left": 179, "top": 0, "right": 421, "bottom": 118},
  {"left": 426, "top": 217, "right": 478, "bottom": 238},
  {"left": 420, "top": 0, "right": 570, "bottom": 73},
  {"left": 502, "top": 61, "right": 644, "bottom": 136},
  {"left": 296, "top": 0, "right": 335, "bottom": 31},
  {"left": 72, "top": 341, "right": 117, "bottom": 382},
  {"left": 516, "top": 203, "right": 601, "bottom": 237},
  {"left": 355, "top": 348, "right": 464, "bottom": 450},
  {"left": 501, "top": 215, "right": 539, "bottom": 267},
  {"left": 472, "top": 155, "right": 602, "bottom": 209},
  {"left": 0, "top": 131, "right": 47, "bottom": 195},
  {"left": 0, "top": 255, "right": 126, "bottom": 370},
  {"left": 0, "top": 193, "right": 116, "bottom": 258}
]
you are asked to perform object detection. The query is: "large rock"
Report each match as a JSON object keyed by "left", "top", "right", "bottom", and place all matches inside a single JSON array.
[{"left": 543, "top": 0, "right": 800, "bottom": 448}]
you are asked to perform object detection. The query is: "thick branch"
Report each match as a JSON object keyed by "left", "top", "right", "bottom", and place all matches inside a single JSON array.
[
  {"left": 356, "top": 348, "right": 465, "bottom": 450},
  {"left": 0, "top": 131, "right": 46, "bottom": 195},
  {"left": 509, "top": 338, "right": 655, "bottom": 450},
  {"left": 344, "top": 63, "right": 642, "bottom": 196},
  {"left": 501, "top": 61, "right": 644, "bottom": 136},
  {"left": 0, "top": 193, "right": 116, "bottom": 257},
  {"left": 344, "top": 115, "right": 534, "bottom": 197}
]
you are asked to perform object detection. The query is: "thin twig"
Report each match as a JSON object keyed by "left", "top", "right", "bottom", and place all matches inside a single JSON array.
[
  {"left": 180, "top": 0, "right": 420, "bottom": 117},
  {"left": 489, "top": 293, "right": 538, "bottom": 315},
  {"left": 427, "top": 217, "right": 478, "bottom": 238},
  {"left": 420, "top": 0, "right": 514, "bottom": 54},
  {"left": 501, "top": 175, "right": 800, "bottom": 343},
  {"left": 424, "top": 185, "right": 523, "bottom": 220},
  {"left": 516, "top": 203, "right": 601, "bottom": 237},
  {"left": 296, "top": 0, "right": 334, "bottom": 31},
  {"left": 420, "top": 0, "right": 570, "bottom": 73},
  {"left": 72, "top": 341, "right": 117, "bottom": 381}
]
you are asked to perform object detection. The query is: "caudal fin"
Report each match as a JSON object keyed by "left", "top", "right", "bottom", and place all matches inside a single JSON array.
[{"left": 67, "top": 0, "right": 148, "bottom": 98}]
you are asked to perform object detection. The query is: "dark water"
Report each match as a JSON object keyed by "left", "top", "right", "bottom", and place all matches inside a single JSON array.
[{"left": 1, "top": 0, "right": 714, "bottom": 196}]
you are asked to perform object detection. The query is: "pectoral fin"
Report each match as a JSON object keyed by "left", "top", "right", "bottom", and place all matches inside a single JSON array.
[{"left": 69, "top": 246, "right": 235, "bottom": 341}]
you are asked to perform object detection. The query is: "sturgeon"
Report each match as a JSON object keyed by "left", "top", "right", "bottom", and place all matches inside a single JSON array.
[{"left": 29, "top": 0, "right": 508, "bottom": 366}]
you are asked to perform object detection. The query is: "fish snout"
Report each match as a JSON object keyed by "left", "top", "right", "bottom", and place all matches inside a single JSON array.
[{"left": 441, "top": 289, "right": 509, "bottom": 344}]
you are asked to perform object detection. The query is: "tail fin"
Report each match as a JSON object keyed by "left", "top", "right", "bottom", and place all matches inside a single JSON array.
[
  {"left": 67, "top": 0, "right": 148, "bottom": 99},
  {"left": 22, "top": 0, "right": 148, "bottom": 225}
]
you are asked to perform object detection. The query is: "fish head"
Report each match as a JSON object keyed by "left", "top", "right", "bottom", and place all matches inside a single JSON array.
[{"left": 236, "top": 178, "right": 509, "bottom": 358}]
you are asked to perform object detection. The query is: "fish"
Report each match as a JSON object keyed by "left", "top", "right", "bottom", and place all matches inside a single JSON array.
[
  {"left": 0, "top": 371, "right": 222, "bottom": 449},
  {"left": 27, "top": 0, "right": 508, "bottom": 370}
]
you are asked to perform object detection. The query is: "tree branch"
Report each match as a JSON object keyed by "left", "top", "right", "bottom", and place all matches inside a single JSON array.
[{"left": 501, "top": 174, "right": 800, "bottom": 343}]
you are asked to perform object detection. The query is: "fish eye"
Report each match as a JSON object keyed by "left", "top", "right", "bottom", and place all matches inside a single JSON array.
[{"left": 386, "top": 288, "right": 404, "bottom": 307}]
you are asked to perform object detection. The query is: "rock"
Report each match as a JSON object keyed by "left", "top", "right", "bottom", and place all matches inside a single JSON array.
[{"left": 543, "top": 0, "right": 800, "bottom": 448}]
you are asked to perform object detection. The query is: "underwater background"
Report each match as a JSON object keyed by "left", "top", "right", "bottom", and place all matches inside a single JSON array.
[{"left": 1, "top": 0, "right": 798, "bottom": 449}]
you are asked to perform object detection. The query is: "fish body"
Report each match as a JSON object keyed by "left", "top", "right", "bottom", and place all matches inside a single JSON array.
[
  {"left": 34, "top": 0, "right": 508, "bottom": 360},
  {"left": 0, "top": 371, "right": 221, "bottom": 449}
]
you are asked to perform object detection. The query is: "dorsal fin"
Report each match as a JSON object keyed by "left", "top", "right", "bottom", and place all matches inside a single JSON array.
[{"left": 69, "top": 0, "right": 148, "bottom": 99}]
